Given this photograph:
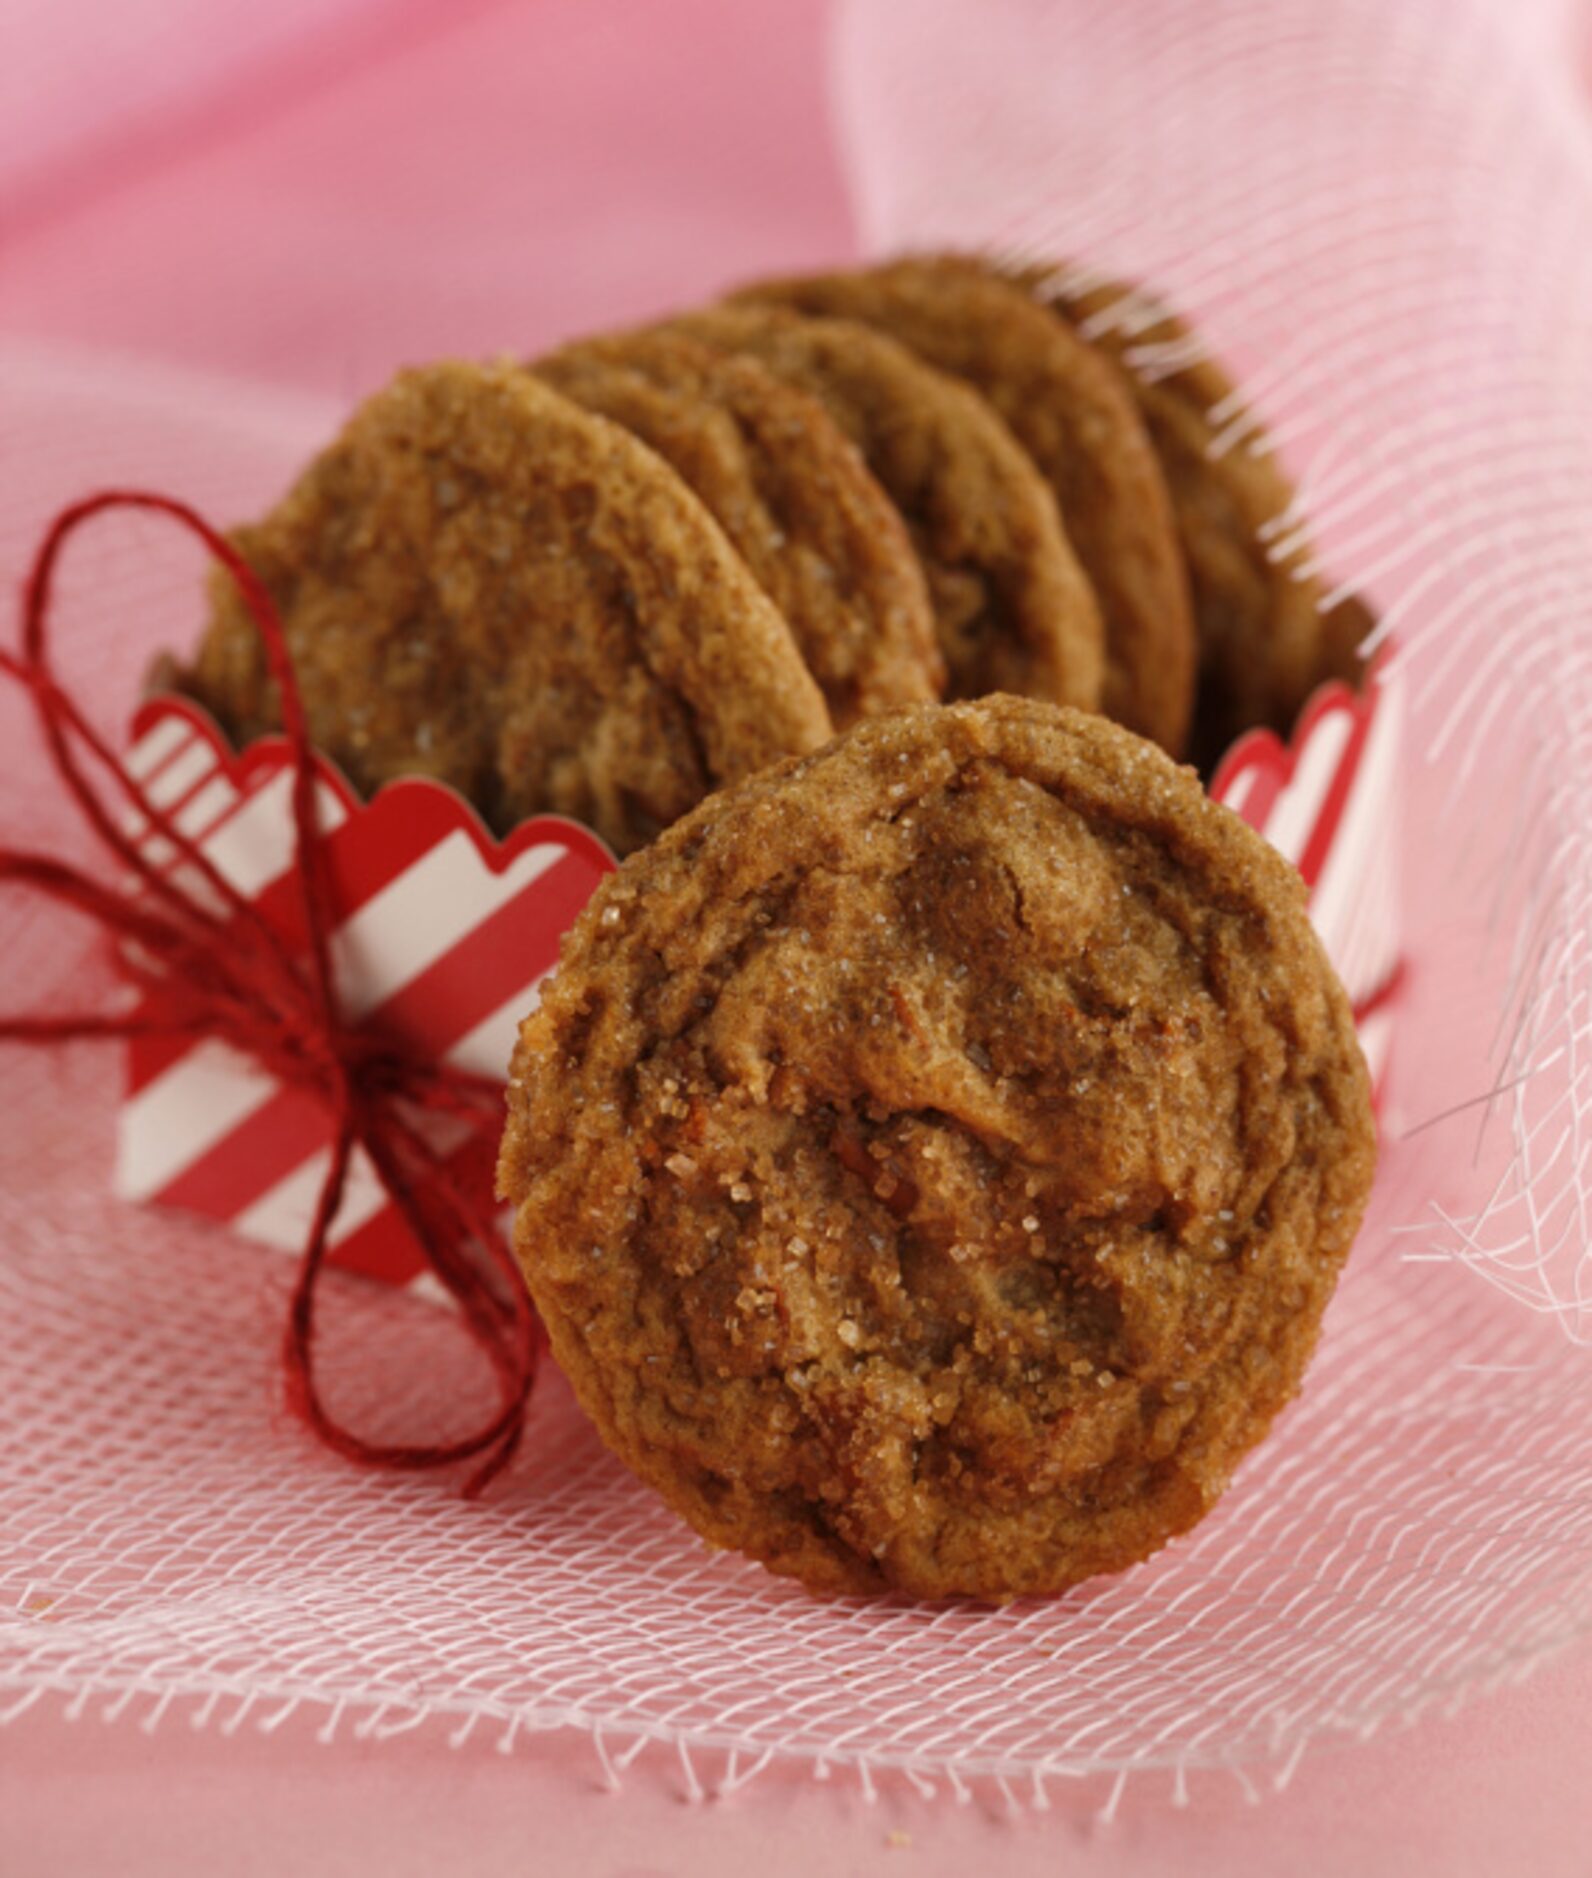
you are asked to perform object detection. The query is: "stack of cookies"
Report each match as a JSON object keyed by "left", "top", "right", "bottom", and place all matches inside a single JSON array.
[
  {"left": 167, "top": 251, "right": 1378, "bottom": 1602},
  {"left": 174, "top": 251, "right": 1370, "bottom": 858}
]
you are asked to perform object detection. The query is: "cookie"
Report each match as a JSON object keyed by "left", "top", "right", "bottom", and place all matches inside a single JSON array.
[
  {"left": 500, "top": 697, "right": 1376, "bottom": 1602},
  {"left": 730, "top": 258, "right": 1195, "bottom": 754},
  {"left": 533, "top": 332, "right": 943, "bottom": 723},
  {"left": 1313, "top": 590, "right": 1375, "bottom": 694},
  {"left": 170, "top": 361, "right": 833, "bottom": 857},
  {"left": 665, "top": 303, "right": 1104, "bottom": 717},
  {"left": 1014, "top": 261, "right": 1376, "bottom": 762}
]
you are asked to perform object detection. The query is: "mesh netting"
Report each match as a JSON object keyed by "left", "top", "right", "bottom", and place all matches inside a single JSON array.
[{"left": 3, "top": 0, "right": 1592, "bottom": 1797}]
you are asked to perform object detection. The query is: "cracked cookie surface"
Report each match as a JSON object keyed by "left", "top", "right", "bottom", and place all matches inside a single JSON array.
[
  {"left": 499, "top": 697, "right": 1376, "bottom": 1600},
  {"left": 171, "top": 360, "right": 832, "bottom": 856}
]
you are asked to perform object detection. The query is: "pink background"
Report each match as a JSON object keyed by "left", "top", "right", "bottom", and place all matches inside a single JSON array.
[{"left": 1, "top": 0, "right": 1588, "bottom": 1871}]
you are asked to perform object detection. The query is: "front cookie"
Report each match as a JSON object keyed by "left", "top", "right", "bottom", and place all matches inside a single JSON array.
[{"left": 500, "top": 698, "right": 1376, "bottom": 1601}]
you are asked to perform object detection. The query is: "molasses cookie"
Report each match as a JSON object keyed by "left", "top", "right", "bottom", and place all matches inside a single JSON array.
[
  {"left": 1014, "top": 261, "right": 1375, "bottom": 761},
  {"left": 665, "top": 303, "right": 1104, "bottom": 716},
  {"left": 731, "top": 258, "right": 1195, "bottom": 753},
  {"left": 533, "top": 333, "right": 943, "bottom": 723},
  {"left": 500, "top": 697, "right": 1376, "bottom": 1601},
  {"left": 170, "top": 361, "right": 833, "bottom": 856},
  {"left": 1313, "top": 590, "right": 1375, "bottom": 695}
]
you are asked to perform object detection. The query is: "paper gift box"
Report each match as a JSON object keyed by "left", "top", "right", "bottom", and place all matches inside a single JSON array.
[
  {"left": 113, "top": 696, "right": 615, "bottom": 1293},
  {"left": 116, "top": 672, "right": 1400, "bottom": 1290},
  {"left": 1212, "top": 669, "right": 1402, "bottom": 1093}
]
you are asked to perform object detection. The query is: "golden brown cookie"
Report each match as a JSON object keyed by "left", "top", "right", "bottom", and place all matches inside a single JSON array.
[
  {"left": 1013, "top": 261, "right": 1376, "bottom": 762},
  {"left": 532, "top": 332, "right": 943, "bottom": 724},
  {"left": 664, "top": 303, "right": 1104, "bottom": 715},
  {"left": 170, "top": 361, "right": 833, "bottom": 857},
  {"left": 1313, "top": 590, "right": 1375, "bottom": 694},
  {"left": 500, "top": 697, "right": 1376, "bottom": 1602},
  {"left": 731, "top": 258, "right": 1195, "bottom": 754}
]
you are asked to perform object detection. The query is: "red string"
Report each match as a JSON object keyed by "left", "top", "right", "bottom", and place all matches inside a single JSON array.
[{"left": 0, "top": 491, "right": 539, "bottom": 1496}]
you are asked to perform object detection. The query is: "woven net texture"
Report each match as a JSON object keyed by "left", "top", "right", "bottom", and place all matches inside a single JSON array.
[{"left": 2, "top": 0, "right": 1591, "bottom": 1797}]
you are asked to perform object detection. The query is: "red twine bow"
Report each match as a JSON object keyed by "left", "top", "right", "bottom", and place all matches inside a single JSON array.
[{"left": 0, "top": 491, "right": 539, "bottom": 1495}]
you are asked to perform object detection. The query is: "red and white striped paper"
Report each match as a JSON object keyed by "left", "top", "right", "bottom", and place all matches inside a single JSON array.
[
  {"left": 117, "top": 672, "right": 1400, "bottom": 1289},
  {"left": 114, "top": 697, "right": 615, "bottom": 1293},
  {"left": 1212, "top": 665, "right": 1402, "bottom": 1092}
]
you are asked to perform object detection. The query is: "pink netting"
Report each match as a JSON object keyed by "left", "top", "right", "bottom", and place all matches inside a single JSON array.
[{"left": 3, "top": 0, "right": 1592, "bottom": 1796}]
